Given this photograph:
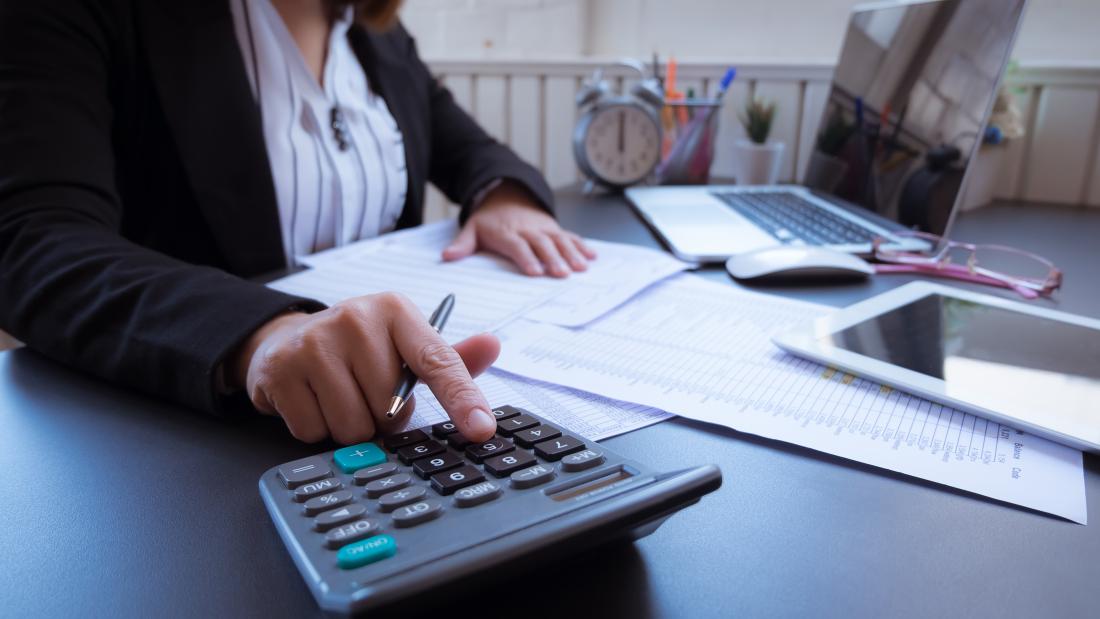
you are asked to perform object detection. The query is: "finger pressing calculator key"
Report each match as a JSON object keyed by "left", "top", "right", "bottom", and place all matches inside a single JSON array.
[{"left": 259, "top": 406, "right": 722, "bottom": 615}]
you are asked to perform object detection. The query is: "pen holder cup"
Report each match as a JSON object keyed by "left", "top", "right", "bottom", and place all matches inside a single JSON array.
[{"left": 657, "top": 98, "right": 722, "bottom": 185}]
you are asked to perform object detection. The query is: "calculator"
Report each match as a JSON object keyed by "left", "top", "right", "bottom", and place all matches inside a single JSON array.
[{"left": 259, "top": 406, "right": 721, "bottom": 615}]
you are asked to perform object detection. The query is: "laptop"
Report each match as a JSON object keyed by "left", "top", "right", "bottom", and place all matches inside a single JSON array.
[{"left": 627, "top": 0, "right": 1027, "bottom": 263}]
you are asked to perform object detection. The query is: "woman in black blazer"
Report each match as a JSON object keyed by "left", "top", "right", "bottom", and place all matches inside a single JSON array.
[{"left": 0, "top": 0, "right": 594, "bottom": 445}]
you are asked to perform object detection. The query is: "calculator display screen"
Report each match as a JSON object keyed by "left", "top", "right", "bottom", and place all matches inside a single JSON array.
[
  {"left": 548, "top": 468, "right": 634, "bottom": 502},
  {"left": 823, "top": 294, "right": 1100, "bottom": 431}
]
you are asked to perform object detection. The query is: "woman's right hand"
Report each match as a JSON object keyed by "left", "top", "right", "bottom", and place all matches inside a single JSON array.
[{"left": 229, "top": 292, "right": 501, "bottom": 444}]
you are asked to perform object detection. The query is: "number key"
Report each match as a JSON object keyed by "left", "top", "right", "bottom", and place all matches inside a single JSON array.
[
  {"left": 490, "top": 405, "right": 523, "bottom": 421},
  {"left": 412, "top": 452, "right": 464, "bottom": 479},
  {"left": 483, "top": 450, "right": 536, "bottom": 477},
  {"left": 533, "top": 435, "right": 585, "bottom": 461},
  {"left": 465, "top": 438, "right": 514, "bottom": 463},
  {"left": 429, "top": 465, "right": 485, "bottom": 495},
  {"left": 431, "top": 421, "right": 458, "bottom": 439},
  {"left": 447, "top": 433, "right": 476, "bottom": 450},
  {"left": 496, "top": 414, "right": 540, "bottom": 437},
  {"left": 396, "top": 440, "right": 445, "bottom": 465},
  {"left": 513, "top": 424, "right": 562, "bottom": 448}
]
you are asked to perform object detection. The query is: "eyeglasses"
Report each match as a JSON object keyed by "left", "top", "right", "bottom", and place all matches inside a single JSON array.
[{"left": 871, "top": 231, "right": 1062, "bottom": 299}]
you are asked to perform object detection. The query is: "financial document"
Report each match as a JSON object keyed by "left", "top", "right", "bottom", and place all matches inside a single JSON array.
[
  {"left": 273, "top": 220, "right": 689, "bottom": 331},
  {"left": 406, "top": 369, "right": 672, "bottom": 441},
  {"left": 495, "top": 275, "right": 1088, "bottom": 523}
]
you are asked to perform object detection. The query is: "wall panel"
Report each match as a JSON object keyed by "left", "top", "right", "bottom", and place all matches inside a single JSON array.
[{"left": 1023, "top": 86, "right": 1100, "bottom": 204}]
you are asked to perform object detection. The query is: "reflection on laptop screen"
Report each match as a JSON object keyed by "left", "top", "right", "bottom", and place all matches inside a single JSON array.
[{"left": 804, "top": 0, "right": 1025, "bottom": 235}]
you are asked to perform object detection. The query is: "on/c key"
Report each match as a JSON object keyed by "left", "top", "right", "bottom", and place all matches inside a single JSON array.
[{"left": 336, "top": 534, "right": 397, "bottom": 570}]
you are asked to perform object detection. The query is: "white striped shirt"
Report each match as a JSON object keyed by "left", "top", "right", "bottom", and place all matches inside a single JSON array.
[{"left": 229, "top": 0, "right": 408, "bottom": 265}]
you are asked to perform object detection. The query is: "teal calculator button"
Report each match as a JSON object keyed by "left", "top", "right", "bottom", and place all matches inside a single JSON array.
[
  {"left": 333, "top": 443, "right": 387, "bottom": 473},
  {"left": 337, "top": 534, "right": 397, "bottom": 570}
]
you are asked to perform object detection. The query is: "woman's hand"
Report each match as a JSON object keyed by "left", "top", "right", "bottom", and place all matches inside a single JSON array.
[
  {"left": 442, "top": 182, "right": 597, "bottom": 277},
  {"left": 229, "top": 293, "right": 501, "bottom": 444}
]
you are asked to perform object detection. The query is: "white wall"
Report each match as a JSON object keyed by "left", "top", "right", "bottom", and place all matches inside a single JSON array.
[
  {"left": 400, "top": 0, "right": 588, "bottom": 58},
  {"left": 401, "top": 0, "right": 1100, "bottom": 64}
]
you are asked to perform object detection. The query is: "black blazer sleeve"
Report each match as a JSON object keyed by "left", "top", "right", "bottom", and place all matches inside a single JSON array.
[
  {"left": 394, "top": 26, "right": 555, "bottom": 222},
  {"left": 0, "top": 2, "right": 323, "bottom": 414}
]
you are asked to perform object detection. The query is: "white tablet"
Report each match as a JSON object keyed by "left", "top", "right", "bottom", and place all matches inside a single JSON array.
[{"left": 773, "top": 282, "right": 1100, "bottom": 453}]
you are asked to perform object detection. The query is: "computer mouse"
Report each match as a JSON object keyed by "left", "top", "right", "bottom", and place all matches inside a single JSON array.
[{"left": 725, "top": 246, "right": 875, "bottom": 281}]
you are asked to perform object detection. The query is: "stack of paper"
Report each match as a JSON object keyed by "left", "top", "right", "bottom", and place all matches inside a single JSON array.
[
  {"left": 268, "top": 224, "right": 1087, "bottom": 523},
  {"left": 270, "top": 220, "right": 690, "bottom": 338},
  {"left": 493, "top": 274, "right": 1087, "bottom": 523}
]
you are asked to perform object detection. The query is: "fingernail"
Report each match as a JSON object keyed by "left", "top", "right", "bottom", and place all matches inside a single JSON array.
[
  {"left": 467, "top": 408, "right": 497, "bottom": 438},
  {"left": 528, "top": 263, "right": 544, "bottom": 275}
]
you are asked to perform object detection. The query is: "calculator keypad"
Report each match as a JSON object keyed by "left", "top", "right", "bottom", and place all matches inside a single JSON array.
[{"left": 273, "top": 406, "right": 605, "bottom": 572}]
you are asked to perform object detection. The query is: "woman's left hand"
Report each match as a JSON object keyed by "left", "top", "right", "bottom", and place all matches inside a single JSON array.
[{"left": 442, "top": 182, "right": 597, "bottom": 277}]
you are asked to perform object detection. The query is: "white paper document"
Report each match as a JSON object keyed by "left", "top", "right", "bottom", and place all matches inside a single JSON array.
[
  {"left": 406, "top": 369, "right": 672, "bottom": 441},
  {"left": 269, "top": 221, "right": 688, "bottom": 336},
  {"left": 495, "top": 275, "right": 1087, "bottom": 523}
]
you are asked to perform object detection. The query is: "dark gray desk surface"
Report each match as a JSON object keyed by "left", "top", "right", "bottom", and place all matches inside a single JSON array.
[{"left": 2, "top": 188, "right": 1099, "bottom": 618}]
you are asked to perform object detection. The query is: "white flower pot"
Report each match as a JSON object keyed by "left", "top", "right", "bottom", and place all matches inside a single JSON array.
[{"left": 734, "top": 139, "right": 784, "bottom": 186}]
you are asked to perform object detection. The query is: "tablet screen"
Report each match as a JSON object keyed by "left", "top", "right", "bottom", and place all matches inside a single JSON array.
[{"left": 824, "top": 294, "right": 1100, "bottom": 432}]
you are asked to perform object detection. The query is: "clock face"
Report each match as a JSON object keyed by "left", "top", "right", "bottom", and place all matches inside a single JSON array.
[{"left": 582, "top": 104, "right": 661, "bottom": 186}]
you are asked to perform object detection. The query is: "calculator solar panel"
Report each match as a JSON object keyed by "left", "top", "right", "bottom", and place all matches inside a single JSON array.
[{"left": 260, "top": 406, "right": 721, "bottom": 615}]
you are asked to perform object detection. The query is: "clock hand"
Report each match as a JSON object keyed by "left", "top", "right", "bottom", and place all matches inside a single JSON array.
[{"left": 618, "top": 110, "right": 625, "bottom": 154}]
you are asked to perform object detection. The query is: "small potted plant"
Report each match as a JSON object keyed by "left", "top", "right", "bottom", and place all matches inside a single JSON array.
[
  {"left": 804, "top": 106, "right": 854, "bottom": 192},
  {"left": 734, "top": 96, "right": 783, "bottom": 185}
]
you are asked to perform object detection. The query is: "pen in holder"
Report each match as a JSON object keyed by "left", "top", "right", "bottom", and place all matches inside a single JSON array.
[
  {"left": 656, "top": 98, "right": 723, "bottom": 185},
  {"left": 655, "top": 68, "right": 735, "bottom": 185}
]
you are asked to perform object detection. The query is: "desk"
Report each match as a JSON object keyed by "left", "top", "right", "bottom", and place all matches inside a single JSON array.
[{"left": 2, "top": 189, "right": 1098, "bottom": 618}]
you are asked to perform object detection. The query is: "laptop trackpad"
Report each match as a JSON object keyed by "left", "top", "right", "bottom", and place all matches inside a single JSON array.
[{"left": 647, "top": 201, "right": 774, "bottom": 252}]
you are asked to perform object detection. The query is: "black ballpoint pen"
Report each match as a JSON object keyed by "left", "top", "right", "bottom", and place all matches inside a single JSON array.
[{"left": 385, "top": 293, "right": 455, "bottom": 418}]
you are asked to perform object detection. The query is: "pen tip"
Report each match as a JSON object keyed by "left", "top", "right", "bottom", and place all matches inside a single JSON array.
[{"left": 385, "top": 396, "right": 405, "bottom": 419}]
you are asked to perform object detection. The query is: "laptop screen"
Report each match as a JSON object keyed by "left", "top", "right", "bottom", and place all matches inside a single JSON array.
[{"left": 803, "top": 0, "right": 1026, "bottom": 236}]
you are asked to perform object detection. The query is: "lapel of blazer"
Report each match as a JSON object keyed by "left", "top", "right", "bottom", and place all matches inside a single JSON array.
[
  {"left": 137, "top": 0, "right": 287, "bottom": 277},
  {"left": 347, "top": 26, "right": 424, "bottom": 229}
]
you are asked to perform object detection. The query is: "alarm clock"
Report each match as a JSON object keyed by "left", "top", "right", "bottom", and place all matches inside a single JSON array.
[{"left": 573, "top": 61, "right": 664, "bottom": 190}]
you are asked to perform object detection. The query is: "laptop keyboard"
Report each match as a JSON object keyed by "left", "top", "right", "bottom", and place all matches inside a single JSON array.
[{"left": 712, "top": 191, "right": 879, "bottom": 245}]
